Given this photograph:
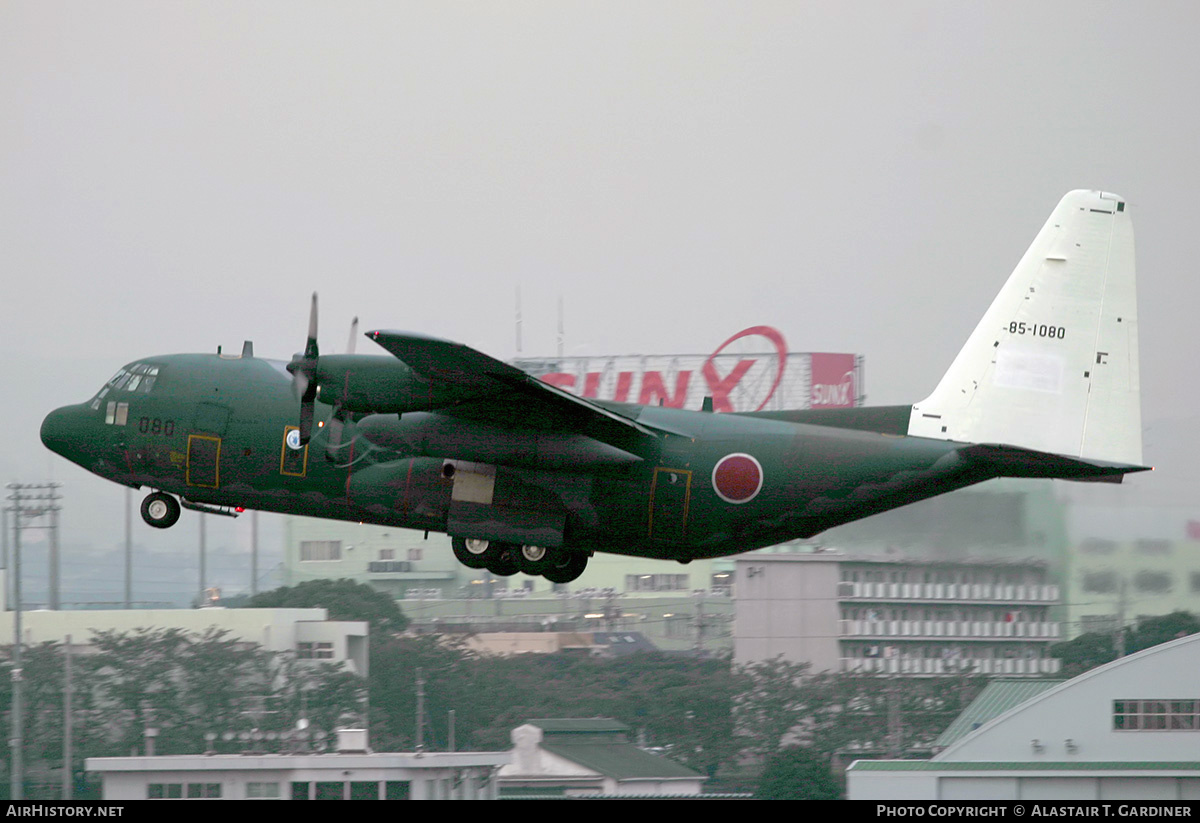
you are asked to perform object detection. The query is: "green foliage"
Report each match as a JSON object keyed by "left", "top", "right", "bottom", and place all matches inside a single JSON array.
[
  {"left": 0, "top": 627, "right": 366, "bottom": 795},
  {"left": 247, "top": 578, "right": 408, "bottom": 633},
  {"left": 733, "top": 656, "right": 985, "bottom": 762},
  {"left": 1051, "top": 631, "right": 1117, "bottom": 677},
  {"left": 756, "top": 746, "right": 842, "bottom": 800},
  {"left": 367, "top": 638, "right": 739, "bottom": 775},
  {"left": 1052, "top": 611, "right": 1199, "bottom": 677},
  {"left": 1126, "top": 610, "right": 1200, "bottom": 655}
]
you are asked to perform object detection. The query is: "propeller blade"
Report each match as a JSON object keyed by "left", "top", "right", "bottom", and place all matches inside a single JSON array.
[
  {"left": 305, "top": 292, "right": 319, "bottom": 359},
  {"left": 288, "top": 292, "right": 321, "bottom": 445},
  {"left": 299, "top": 390, "right": 315, "bottom": 445},
  {"left": 345, "top": 317, "right": 359, "bottom": 355}
]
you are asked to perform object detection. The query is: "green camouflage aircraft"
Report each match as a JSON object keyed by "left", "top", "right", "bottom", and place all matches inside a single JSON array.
[{"left": 42, "top": 190, "right": 1147, "bottom": 583}]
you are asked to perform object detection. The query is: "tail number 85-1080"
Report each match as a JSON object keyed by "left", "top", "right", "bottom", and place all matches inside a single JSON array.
[{"left": 1008, "top": 321, "right": 1065, "bottom": 339}]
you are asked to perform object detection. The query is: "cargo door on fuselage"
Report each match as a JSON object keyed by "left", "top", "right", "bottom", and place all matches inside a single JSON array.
[
  {"left": 186, "top": 434, "right": 221, "bottom": 488},
  {"left": 187, "top": 402, "right": 230, "bottom": 489}
]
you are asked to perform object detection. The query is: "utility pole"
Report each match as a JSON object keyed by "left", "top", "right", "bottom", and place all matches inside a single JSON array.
[
  {"left": 251, "top": 510, "right": 259, "bottom": 596},
  {"left": 415, "top": 667, "right": 426, "bottom": 752},
  {"left": 124, "top": 488, "right": 132, "bottom": 609},
  {"left": 1115, "top": 578, "right": 1128, "bottom": 658},
  {"left": 199, "top": 513, "right": 206, "bottom": 605},
  {"left": 6, "top": 482, "right": 62, "bottom": 799},
  {"left": 63, "top": 634, "right": 73, "bottom": 800},
  {"left": 692, "top": 590, "right": 707, "bottom": 654}
]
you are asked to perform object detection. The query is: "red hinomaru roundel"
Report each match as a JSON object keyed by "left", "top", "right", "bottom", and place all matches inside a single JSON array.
[{"left": 712, "top": 453, "right": 764, "bottom": 504}]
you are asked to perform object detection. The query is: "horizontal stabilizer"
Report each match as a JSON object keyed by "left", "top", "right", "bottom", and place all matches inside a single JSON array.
[{"left": 957, "top": 443, "right": 1150, "bottom": 484}]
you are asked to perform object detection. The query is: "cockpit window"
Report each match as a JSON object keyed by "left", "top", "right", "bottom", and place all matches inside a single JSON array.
[{"left": 91, "top": 363, "right": 162, "bottom": 410}]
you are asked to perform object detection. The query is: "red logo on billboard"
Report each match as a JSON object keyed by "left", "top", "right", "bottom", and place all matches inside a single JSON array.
[
  {"left": 527, "top": 328, "right": 856, "bottom": 413},
  {"left": 702, "top": 326, "right": 789, "bottom": 413},
  {"left": 810, "top": 353, "right": 856, "bottom": 408},
  {"left": 712, "top": 453, "right": 764, "bottom": 504}
]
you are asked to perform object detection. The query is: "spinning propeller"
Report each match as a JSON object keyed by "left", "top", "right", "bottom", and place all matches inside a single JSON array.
[{"left": 285, "top": 293, "right": 360, "bottom": 460}]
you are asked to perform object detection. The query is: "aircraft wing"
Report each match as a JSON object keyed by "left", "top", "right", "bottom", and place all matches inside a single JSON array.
[{"left": 366, "top": 330, "right": 671, "bottom": 457}]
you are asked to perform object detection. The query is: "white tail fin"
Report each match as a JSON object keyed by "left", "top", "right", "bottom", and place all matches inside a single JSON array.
[{"left": 908, "top": 190, "right": 1142, "bottom": 466}]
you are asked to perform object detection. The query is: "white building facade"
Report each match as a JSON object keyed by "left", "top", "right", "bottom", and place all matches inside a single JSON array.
[{"left": 735, "top": 552, "right": 1061, "bottom": 675}]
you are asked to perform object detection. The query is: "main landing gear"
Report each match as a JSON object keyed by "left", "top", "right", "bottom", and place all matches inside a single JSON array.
[
  {"left": 140, "top": 491, "right": 181, "bottom": 529},
  {"left": 451, "top": 537, "right": 589, "bottom": 583}
]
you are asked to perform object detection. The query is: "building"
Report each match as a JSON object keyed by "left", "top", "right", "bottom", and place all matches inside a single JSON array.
[
  {"left": 284, "top": 516, "right": 735, "bottom": 652},
  {"left": 734, "top": 551, "right": 1062, "bottom": 676},
  {"left": 499, "top": 719, "right": 705, "bottom": 797},
  {"left": 87, "top": 730, "right": 509, "bottom": 800},
  {"left": 1065, "top": 504, "right": 1200, "bottom": 636},
  {"left": 847, "top": 633, "right": 1200, "bottom": 800},
  {"left": 0, "top": 595, "right": 368, "bottom": 675}
]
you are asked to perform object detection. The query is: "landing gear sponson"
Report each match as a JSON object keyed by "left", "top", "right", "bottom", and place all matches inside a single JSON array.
[{"left": 451, "top": 537, "right": 589, "bottom": 583}]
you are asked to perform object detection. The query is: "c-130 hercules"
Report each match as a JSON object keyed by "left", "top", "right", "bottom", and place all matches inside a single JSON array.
[{"left": 42, "top": 190, "right": 1147, "bottom": 583}]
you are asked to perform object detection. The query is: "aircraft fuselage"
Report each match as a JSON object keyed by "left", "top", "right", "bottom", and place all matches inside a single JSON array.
[{"left": 41, "top": 351, "right": 984, "bottom": 562}]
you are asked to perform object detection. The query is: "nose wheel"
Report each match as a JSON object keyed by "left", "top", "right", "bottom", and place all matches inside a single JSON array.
[{"left": 140, "top": 492, "right": 181, "bottom": 529}]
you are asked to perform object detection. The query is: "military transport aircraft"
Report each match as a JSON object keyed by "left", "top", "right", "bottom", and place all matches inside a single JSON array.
[{"left": 41, "top": 190, "right": 1146, "bottom": 583}]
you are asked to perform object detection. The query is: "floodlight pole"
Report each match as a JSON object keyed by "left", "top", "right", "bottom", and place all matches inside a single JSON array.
[{"left": 7, "top": 485, "right": 22, "bottom": 801}]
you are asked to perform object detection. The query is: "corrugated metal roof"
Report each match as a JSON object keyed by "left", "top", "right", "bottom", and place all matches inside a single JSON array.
[
  {"left": 538, "top": 740, "right": 703, "bottom": 780},
  {"left": 935, "top": 678, "right": 1065, "bottom": 749},
  {"left": 529, "top": 718, "right": 631, "bottom": 734},
  {"left": 850, "top": 761, "right": 1200, "bottom": 772}
]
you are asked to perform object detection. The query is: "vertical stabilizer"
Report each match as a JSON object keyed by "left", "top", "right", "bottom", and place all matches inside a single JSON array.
[{"left": 908, "top": 190, "right": 1142, "bottom": 466}]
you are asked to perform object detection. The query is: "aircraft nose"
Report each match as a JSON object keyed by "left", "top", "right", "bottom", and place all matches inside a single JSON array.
[{"left": 41, "top": 404, "right": 85, "bottom": 458}]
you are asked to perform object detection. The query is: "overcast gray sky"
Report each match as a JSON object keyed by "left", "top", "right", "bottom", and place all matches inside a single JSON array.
[{"left": 4, "top": 2, "right": 1199, "bottom": 578}]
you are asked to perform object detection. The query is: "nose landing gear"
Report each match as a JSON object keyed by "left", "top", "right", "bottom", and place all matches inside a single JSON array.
[{"left": 140, "top": 492, "right": 181, "bottom": 529}]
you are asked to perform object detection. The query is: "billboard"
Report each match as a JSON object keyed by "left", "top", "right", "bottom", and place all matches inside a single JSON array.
[{"left": 514, "top": 326, "right": 861, "bottom": 413}]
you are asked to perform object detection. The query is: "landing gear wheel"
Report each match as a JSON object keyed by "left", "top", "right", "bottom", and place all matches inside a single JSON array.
[
  {"left": 515, "top": 544, "right": 553, "bottom": 576},
  {"left": 452, "top": 536, "right": 493, "bottom": 569},
  {"left": 542, "top": 550, "right": 589, "bottom": 584},
  {"left": 483, "top": 543, "right": 520, "bottom": 577},
  {"left": 140, "top": 492, "right": 180, "bottom": 529}
]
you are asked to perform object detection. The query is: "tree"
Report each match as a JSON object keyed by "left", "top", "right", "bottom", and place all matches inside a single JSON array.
[
  {"left": 756, "top": 746, "right": 842, "bottom": 800},
  {"left": 1126, "top": 611, "right": 1200, "bottom": 655},
  {"left": 1051, "top": 611, "right": 1199, "bottom": 677},
  {"left": 1051, "top": 631, "right": 1116, "bottom": 677},
  {"left": 247, "top": 579, "right": 408, "bottom": 633}
]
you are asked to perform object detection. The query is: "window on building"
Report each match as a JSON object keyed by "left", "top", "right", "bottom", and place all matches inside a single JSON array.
[
  {"left": 247, "top": 782, "right": 281, "bottom": 799},
  {"left": 379, "top": 549, "right": 395, "bottom": 560},
  {"left": 1114, "top": 700, "right": 1199, "bottom": 731},
  {"left": 148, "top": 783, "right": 183, "bottom": 799},
  {"left": 315, "top": 782, "right": 343, "bottom": 800},
  {"left": 1081, "top": 571, "right": 1117, "bottom": 593},
  {"left": 385, "top": 781, "right": 411, "bottom": 800},
  {"left": 626, "top": 574, "right": 688, "bottom": 592},
  {"left": 350, "top": 782, "right": 379, "bottom": 800},
  {"left": 1135, "top": 539, "right": 1171, "bottom": 555},
  {"left": 408, "top": 547, "right": 423, "bottom": 561},
  {"left": 1134, "top": 570, "right": 1172, "bottom": 593},
  {"left": 186, "top": 783, "right": 221, "bottom": 798},
  {"left": 300, "top": 540, "right": 342, "bottom": 561},
  {"left": 297, "top": 641, "right": 335, "bottom": 659},
  {"left": 1081, "top": 538, "right": 1118, "bottom": 555}
]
